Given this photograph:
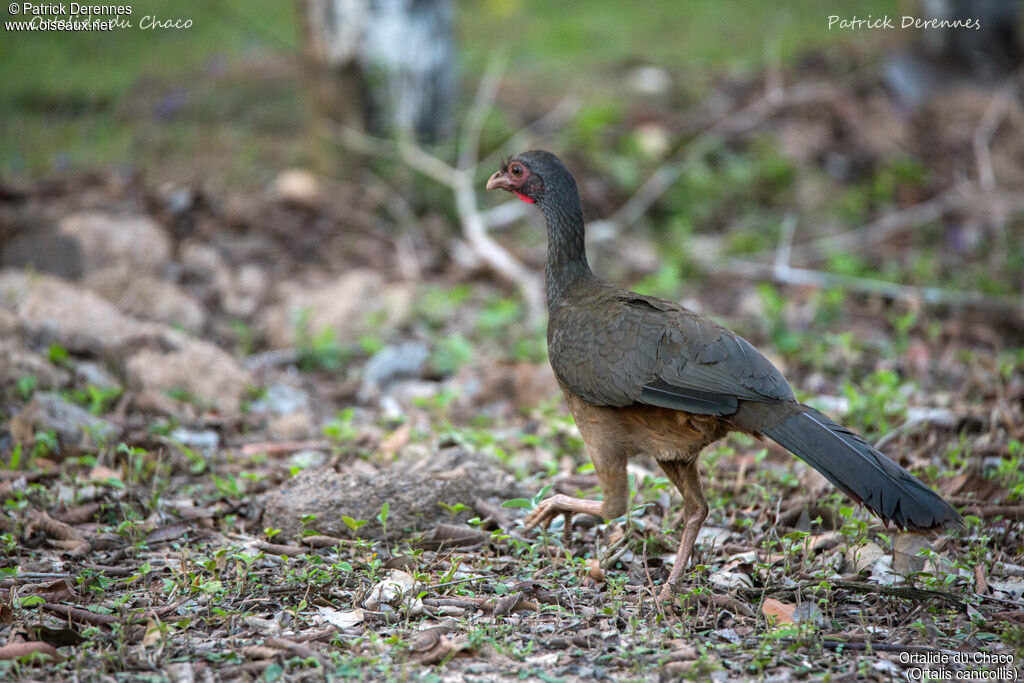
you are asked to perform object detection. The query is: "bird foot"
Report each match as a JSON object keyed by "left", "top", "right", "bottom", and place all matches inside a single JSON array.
[
  {"left": 523, "top": 494, "right": 573, "bottom": 530},
  {"left": 523, "top": 494, "right": 602, "bottom": 531}
]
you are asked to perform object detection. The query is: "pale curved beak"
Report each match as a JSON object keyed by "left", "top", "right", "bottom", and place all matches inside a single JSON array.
[{"left": 486, "top": 170, "right": 508, "bottom": 191}]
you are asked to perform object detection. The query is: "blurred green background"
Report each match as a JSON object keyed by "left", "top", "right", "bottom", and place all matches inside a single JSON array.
[{"left": 0, "top": 0, "right": 897, "bottom": 186}]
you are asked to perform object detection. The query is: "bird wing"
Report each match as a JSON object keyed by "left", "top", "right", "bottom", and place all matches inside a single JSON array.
[{"left": 548, "top": 290, "right": 794, "bottom": 415}]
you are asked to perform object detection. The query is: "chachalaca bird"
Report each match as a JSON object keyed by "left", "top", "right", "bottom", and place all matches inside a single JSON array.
[{"left": 486, "top": 150, "right": 962, "bottom": 600}]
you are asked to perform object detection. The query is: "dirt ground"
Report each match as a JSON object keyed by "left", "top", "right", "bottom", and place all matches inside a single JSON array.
[{"left": 1, "top": 52, "right": 1023, "bottom": 682}]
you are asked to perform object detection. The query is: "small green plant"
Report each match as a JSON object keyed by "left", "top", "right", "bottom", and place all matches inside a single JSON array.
[
  {"left": 756, "top": 282, "right": 802, "bottom": 356},
  {"left": 31, "top": 430, "right": 58, "bottom": 460},
  {"left": 432, "top": 333, "right": 474, "bottom": 375},
  {"left": 68, "top": 384, "right": 123, "bottom": 415},
  {"left": 16, "top": 374, "right": 36, "bottom": 400},
  {"left": 841, "top": 368, "right": 910, "bottom": 439},
  {"left": 324, "top": 408, "right": 358, "bottom": 444},
  {"left": 342, "top": 516, "right": 368, "bottom": 536},
  {"left": 438, "top": 501, "right": 469, "bottom": 516},
  {"left": 211, "top": 473, "right": 244, "bottom": 498},
  {"left": 46, "top": 342, "right": 69, "bottom": 366},
  {"left": 8, "top": 443, "right": 24, "bottom": 470},
  {"left": 292, "top": 308, "right": 347, "bottom": 371}
]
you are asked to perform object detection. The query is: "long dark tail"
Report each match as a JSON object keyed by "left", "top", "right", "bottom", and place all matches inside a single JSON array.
[{"left": 761, "top": 405, "right": 962, "bottom": 530}]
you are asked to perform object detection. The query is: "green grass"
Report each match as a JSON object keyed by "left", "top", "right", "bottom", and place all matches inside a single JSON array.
[
  {"left": 0, "top": 0, "right": 299, "bottom": 181},
  {"left": 459, "top": 0, "right": 899, "bottom": 90},
  {"left": 1, "top": 0, "right": 898, "bottom": 182}
]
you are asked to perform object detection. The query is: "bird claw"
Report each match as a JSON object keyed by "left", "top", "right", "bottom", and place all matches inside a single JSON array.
[{"left": 523, "top": 494, "right": 571, "bottom": 531}]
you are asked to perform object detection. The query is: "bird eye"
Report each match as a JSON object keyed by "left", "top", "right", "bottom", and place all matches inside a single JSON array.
[{"left": 510, "top": 164, "right": 523, "bottom": 176}]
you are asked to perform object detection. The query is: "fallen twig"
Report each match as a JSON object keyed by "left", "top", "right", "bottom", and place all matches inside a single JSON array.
[
  {"left": 238, "top": 440, "right": 332, "bottom": 457},
  {"left": 740, "top": 579, "right": 965, "bottom": 606},
  {"left": 253, "top": 541, "right": 307, "bottom": 557},
  {"left": 721, "top": 257, "right": 1024, "bottom": 313},
  {"left": 782, "top": 638, "right": 957, "bottom": 655},
  {"left": 265, "top": 637, "right": 329, "bottom": 666},
  {"left": 42, "top": 602, "right": 123, "bottom": 626},
  {"left": 960, "top": 504, "right": 1024, "bottom": 520}
]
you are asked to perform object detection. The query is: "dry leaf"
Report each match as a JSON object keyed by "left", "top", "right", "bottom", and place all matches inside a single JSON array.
[
  {"left": 0, "top": 641, "right": 59, "bottom": 661},
  {"left": 761, "top": 598, "right": 796, "bottom": 625},
  {"left": 145, "top": 523, "right": 190, "bottom": 544},
  {"left": 317, "top": 607, "right": 365, "bottom": 629},
  {"left": 89, "top": 465, "right": 122, "bottom": 482},
  {"left": 142, "top": 620, "right": 164, "bottom": 647},
  {"left": 893, "top": 534, "right": 930, "bottom": 576},
  {"left": 586, "top": 558, "right": 605, "bottom": 583},
  {"left": 976, "top": 564, "right": 990, "bottom": 595},
  {"left": 411, "top": 634, "right": 471, "bottom": 665},
  {"left": 241, "top": 645, "right": 280, "bottom": 660},
  {"left": 492, "top": 591, "right": 524, "bottom": 617},
  {"left": 845, "top": 541, "right": 885, "bottom": 574},
  {"left": 380, "top": 423, "right": 411, "bottom": 457},
  {"left": 417, "top": 523, "right": 487, "bottom": 549}
]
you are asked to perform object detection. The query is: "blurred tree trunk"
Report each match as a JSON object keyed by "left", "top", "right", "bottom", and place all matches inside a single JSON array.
[
  {"left": 918, "top": 0, "right": 1020, "bottom": 76},
  {"left": 297, "top": 0, "right": 457, "bottom": 145},
  {"left": 886, "top": 0, "right": 1020, "bottom": 107}
]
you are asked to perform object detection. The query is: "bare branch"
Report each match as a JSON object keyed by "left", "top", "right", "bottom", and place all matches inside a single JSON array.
[
  {"left": 746, "top": 188, "right": 1024, "bottom": 266},
  {"left": 973, "top": 78, "right": 1018, "bottom": 193},
  {"left": 771, "top": 188, "right": 961, "bottom": 265},
  {"left": 774, "top": 213, "right": 797, "bottom": 270},
  {"left": 451, "top": 169, "right": 545, "bottom": 323},
  {"left": 338, "top": 126, "right": 456, "bottom": 183},
  {"left": 723, "top": 257, "right": 1023, "bottom": 313},
  {"left": 335, "top": 120, "right": 545, "bottom": 323},
  {"left": 482, "top": 200, "right": 534, "bottom": 230},
  {"left": 459, "top": 51, "right": 508, "bottom": 171}
]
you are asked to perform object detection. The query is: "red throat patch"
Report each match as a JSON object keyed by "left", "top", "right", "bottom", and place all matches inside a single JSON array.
[{"left": 514, "top": 191, "right": 535, "bottom": 204}]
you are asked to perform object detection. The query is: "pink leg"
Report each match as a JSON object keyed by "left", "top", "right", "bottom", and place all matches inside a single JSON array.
[
  {"left": 657, "top": 459, "right": 709, "bottom": 601},
  {"left": 524, "top": 444, "right": 628, "bottom": 530}
]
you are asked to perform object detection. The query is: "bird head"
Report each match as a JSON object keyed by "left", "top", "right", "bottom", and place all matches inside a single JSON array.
[{"left": 486, "top": 150, "right": 575, "bottom": 207}]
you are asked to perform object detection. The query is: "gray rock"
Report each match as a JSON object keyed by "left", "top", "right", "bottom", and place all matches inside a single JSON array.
[
  {"left": 792, "top": 602, "right": 826, "bottom": 626},
  {"left": 84, "top": 266, "right": 206, "bottom": 333},
  {"left": 249, "top": 384, "right": 311, "bottom": 416},
  {"left": 169, "top": 428, "right": 220, "bottom": 454},
  {"left": 259, "top": 447, "right": 520, "bottom": 541},
  {"left": 288, "top": 449, "right": 328, "bottom": 470},
  {"left": 892, "top": 534, "right": 931, "bottom": 576},
  {"left": 0, "top": 269, "right": 161, "bottom": 354},
  {"left": 73, "top": 361, "right": 121, "bottom": 392},
  {"left": 125, "top": 337, "right": 252, "bottom": 412},
  {"left": 0, "top": 269, "right": 254, "bottom": 412},
  {"left": 358, "top": 342, "right": 431, "bottom": 402},
  {"left": 628, "top": 65, "right": 672, "bottom": 96},
  {"left": 57, "top": 211, "right": 171, "bottom": 275},
  {"left": 2, "top": 228, "right": 86, "bottom": 279},
  {"left": 0, "top": 340, "right": 68, "bottom": 392},
  {"left": 260, "top": 268, "right": 412, "bottom": 348},
  {"left": 10, "top": 392, "right": 121, "bottom": 449}
]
